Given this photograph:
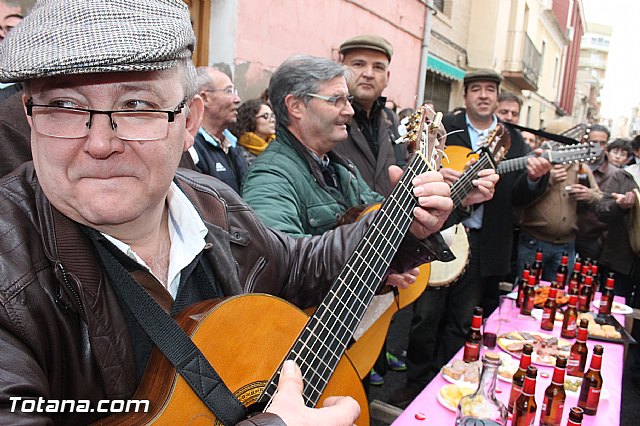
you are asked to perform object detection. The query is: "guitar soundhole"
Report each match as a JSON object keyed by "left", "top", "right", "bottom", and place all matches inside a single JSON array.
[{"left": 213, "top": 381, "right": 267, "bottom": 426}]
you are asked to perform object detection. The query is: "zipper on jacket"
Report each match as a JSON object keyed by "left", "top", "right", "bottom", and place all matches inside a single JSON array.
[
  {"left": 245, "top": 256, "right": 267, "bottom": 293},
  {"left": 56, "top": 262, "right": 87, "bottom": 322}
]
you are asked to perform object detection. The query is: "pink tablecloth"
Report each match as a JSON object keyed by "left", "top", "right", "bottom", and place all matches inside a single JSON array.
[{"left": 392, "top": 294, "right": 627, "bottom": 425}]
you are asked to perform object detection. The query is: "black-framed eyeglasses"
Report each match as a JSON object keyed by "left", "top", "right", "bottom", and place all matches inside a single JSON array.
[
  {"left": 305, "top": 93, "right": 354, "bottom": 109},
  {"left": 202, "top": 87, "right": 238, "bottom": 96},
  {"left": 255, "top": 112, "right": 276, "bottom": 121},
  {"left": 25, "top": 98, "right": 186, "bottom": 141}
]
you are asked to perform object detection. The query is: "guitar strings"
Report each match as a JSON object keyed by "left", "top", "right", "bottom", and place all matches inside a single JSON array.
[{"left": 259, "top": 128, "right": 437, "bottom": 408}]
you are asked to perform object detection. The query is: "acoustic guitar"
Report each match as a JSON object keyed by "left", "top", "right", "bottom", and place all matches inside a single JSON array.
[{"left": 97, "top": 105, "right": 443, "bottom": 425}]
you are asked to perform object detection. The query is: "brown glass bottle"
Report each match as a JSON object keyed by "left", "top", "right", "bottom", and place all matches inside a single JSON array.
[
  {"left": 567, "top": 319, "right": 589, "bottom": 378},
  {"left": 463, "top": 306, "right": 483, "bottom": 363},
  {"left": 567, "top": 261, "right": 582, "bottom": 294},
  {"left": 508, "top": 343, "right": 534, "bottom": 413},
  {"left": 540, "top": 355, "right": 567, "bottom": 426},
  {"left": 541, "top": 287, "right": 558, "bottom": 331},
  {"left": 566, "top": 406, "right": 584, "bottom": 425},
  {"left": 520, "top": 275, "right": 536, "bottom": 316},
  {"left": 531, "top": 249, "right": 544, "bottom": 285},
  {"left": 577, "top": 273, "right": 593, "bottom": 313},
  {"left": 578, "top": 345, "right": 604, "bottom": 415},
  {"left": 561, "top": 294, "right": 579, "bottom": 339},
  {"left": 517, "top": 267, "right": 531, "bottom": 308},
  {"left": 556, "top": 251, "right": 569, "bottom": 289},
  {"left": 598, "top": 273, "right": 616, "bottom": 315},
  {"left": 512, "top": 365, "right": 538, "bottom": 426},
  {"left": 578, "top": 345, "right": 604, "bottom": 416}
]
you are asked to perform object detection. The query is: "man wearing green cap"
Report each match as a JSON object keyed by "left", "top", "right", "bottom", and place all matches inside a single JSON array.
[{"left": 335, "top": 34, "right": 406, "bottom": 198}]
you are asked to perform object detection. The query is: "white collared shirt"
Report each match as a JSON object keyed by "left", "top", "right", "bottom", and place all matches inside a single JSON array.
[{"left": 103, "top": 182, "right": 208, "bottom": 299}]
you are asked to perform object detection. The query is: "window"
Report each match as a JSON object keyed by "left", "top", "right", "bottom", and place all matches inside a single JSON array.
[{"left": 433, "top": 0, "right": 444, "bottom": 13}]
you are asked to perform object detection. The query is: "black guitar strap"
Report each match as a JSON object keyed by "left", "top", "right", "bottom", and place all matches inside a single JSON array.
[
  {"left": 504, "top": 122, "right": 582, "bottom": 146},
  {"left": 92, "top": 237, "right": 248, "bottom": 426}
]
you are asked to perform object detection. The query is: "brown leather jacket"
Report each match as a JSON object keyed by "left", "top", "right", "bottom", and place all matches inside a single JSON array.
[{"left": 0, "top": 163, "right": 449, "bottom": 425}]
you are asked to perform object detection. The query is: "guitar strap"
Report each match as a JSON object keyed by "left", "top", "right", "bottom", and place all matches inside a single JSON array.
[
  {"left": 92, "top": 236, "right": 248, "bottom": 426},
  {"left": 504, "top": 122, "right": 581, "bottom": 146}
]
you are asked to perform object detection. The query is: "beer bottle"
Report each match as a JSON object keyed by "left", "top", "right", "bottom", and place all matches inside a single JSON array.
[
  {"left": 513, "top": 365, "right": 538, "bottom": 426},
  {"left": 508, "top": 343, "right": 534, "bottom": 413},
  {"left": 463, "top": 306, "right": 483, "bottom": 363},
  {"left": 567, "top": 319, "right": 589, "bottom": 378},
  {"left": 566, "top": 406, "right": 584, "bottom": 425},
  {"left": 567, "top": 261, "right": 581, "bottom": 294},
  {"left": 520, "top": 275, "right": 536, "bottom": 316},
  {"left": 541, "top": 287, "right": 558, "bottom": 331},
  {"left": 540, "top": 355, "right": 567, "bottom": 426},
  {"left": 561, "top": 294, "right": 579, "bottom": 339},
  {"left": 556, "top": 251, "right": 569, "bottom": 289},
  {"left": 577, "top": 273, "right": 593, "bottom": 313},
  {"left": 590, "top": 260, "right": 599, "bottom": 292},
  {"left": 531, "top": 248, "right": 544, "bottom": 284},
  {"left": 598, "top": 273, "right": 616, "bottom": 315},
  {"left": 578, "top": 345, "right": 604, "bottom": 415},
  {"left": 517, "top": 266, "right": 531, "bottom": 308}
]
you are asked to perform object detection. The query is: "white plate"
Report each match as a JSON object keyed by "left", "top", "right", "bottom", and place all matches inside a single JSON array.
[
  {"left": 437, "top": 384, "right": 477, "bottom": 412},
  {"left": 530, "top": 308, "right": 563, "bottom": 323},
  {"left": 592, "top": 299, "right": 633, "bottom": 315},
  {"left": 436, "top": 387, "right": 458, "bottom": 412},
  {"left": 441, "top": 363, "right": 479, "bottom": 386}
]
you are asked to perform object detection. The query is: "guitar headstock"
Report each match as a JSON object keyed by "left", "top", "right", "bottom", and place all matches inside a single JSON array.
[
  {"left": 545, "top": 142, "right": 603, "bottom": 165},
  {"left": 478, "top": 122, "right": 512, "bottom": 163},
  {"left": 398, "top": 103, "right": 445, "bottom": 171}
]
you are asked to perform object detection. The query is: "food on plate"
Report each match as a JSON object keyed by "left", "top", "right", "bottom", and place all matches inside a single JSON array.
[
  {"left": 579, "top": 313, "right": 623, "bottom": 340},
  {"left": 498, "top": 331, "right": 570, "bottom": 366},
  {"left": 442, "top": 359, "right": 482, "bottom": 383},
  {"left": 564, "top": 376, "right": 582, "bottom": 392},
  {"left": 439, "top": 383, "right": 476, "bottom": 409},
  {"left": 497, "top": 353, "right": 519, "bottom": 381},
  {"left": 534, "top": 286, "right": 569, "bottom": 306}
]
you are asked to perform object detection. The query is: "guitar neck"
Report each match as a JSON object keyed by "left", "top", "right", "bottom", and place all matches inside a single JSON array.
[
  {"left": 496, "top": 156, "right": 531, "bottom": 175},
  {"left": 450, "top": 150, "right": 496, "bottom": 208},
  {"left": 259, "top": 153, "right": 431, "bottom": 407}
]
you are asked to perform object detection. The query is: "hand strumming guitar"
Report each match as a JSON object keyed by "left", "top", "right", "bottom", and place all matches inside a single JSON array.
[{"left": 266, "top": 360, "right": 360, "bottom": 426}]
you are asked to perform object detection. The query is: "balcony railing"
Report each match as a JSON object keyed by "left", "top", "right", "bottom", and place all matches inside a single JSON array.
[{"left": 502, "top": 31, "right": 542, "bottom": 91}]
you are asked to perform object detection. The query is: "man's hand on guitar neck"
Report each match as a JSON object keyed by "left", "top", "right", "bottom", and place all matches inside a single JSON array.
[
  {"left": 388, "top": 166, "right": 454, "bottom": 240},
  {"left": 526, "top": 148, "right": 552, "bottom": 181},
  {"left": 439, "top": 159, "right": 499, "bottom": 208},
  {"left": 266, "top": 360, "right": 360, "bottom": 426}
]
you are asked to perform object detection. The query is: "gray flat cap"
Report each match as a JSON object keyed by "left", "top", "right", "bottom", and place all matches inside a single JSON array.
[
  {"left": 340, "top": 34, "right": 393, "bottom": 61},
  {"left": 0, "top": 0, "right": 195, "bottom": 82},
  {"left": 463, "top": 68, "right": 502, "bottom": 86}
]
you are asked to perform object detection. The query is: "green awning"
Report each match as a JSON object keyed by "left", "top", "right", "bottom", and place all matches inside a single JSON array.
[{"left": 427, "top": 55, "right": 465, "bottom": 81}]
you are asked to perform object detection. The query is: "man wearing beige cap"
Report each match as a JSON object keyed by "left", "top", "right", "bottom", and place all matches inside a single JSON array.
[
  {"left": 0, "top": 1, "right": 461, "bottom": 424},
  {"left": 335, "top": 34, "right": 406, "bottom": 198}
]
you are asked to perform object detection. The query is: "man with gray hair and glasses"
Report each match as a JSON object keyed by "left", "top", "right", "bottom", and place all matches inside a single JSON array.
[{"left": 0, "top": 1, "right": 457, "bottom": 425}]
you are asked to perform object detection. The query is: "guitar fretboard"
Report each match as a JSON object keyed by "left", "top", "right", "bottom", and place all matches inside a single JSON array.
[{"left": 258, "top": 152, "right": 432, "bottom": 407}]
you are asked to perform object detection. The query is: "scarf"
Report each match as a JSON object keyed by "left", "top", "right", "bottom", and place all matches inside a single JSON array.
[{"left": 237, "top": 132, "right": 275, "bottom": 155}]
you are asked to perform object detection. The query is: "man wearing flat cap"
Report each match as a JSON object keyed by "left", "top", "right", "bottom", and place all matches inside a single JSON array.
[
  {"left": 334, "top": 34, "right": 407, "bottom": 198},
  {"left": 392, "top": 68, "right": 552, "bottom": 407},
  {"left": 0, "top": 1, "right": 461, "bottom": 424}
]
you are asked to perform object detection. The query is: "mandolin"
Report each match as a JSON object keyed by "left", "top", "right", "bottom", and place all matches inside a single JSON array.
[{"left": 97, "top": 104, "right": 443, "bottom": 425}]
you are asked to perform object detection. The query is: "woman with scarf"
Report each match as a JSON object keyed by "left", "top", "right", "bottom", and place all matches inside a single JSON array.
[{"left": 230, "top": 99, "right": 276, "bottom": 166}]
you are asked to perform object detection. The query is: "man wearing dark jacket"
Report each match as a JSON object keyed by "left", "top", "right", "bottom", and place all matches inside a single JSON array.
[
  {"left": 192, "top": 66, "right": 247, "bottom": 194},
  {"left": 391, "top": 69, "right": 551, "bottom": 407},
  {"left": 334, "top": 34, "right": 407, "bottom": 198},
  {"left": 0, "top": 2, "right": 458, "bottom": 424}
]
